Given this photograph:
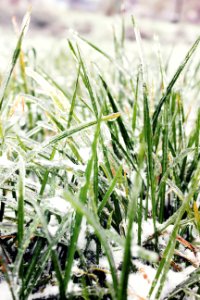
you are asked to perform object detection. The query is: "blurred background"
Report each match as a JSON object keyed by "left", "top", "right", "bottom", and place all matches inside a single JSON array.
[
  {"left": 0, "top": 0, "right": 199, "bottom": 128},
  {"left": 0, "top": 0, "right": 200, "bottom": 36},
  {"left": 0, "top": 0, "right": 199, "bottom": 71}
]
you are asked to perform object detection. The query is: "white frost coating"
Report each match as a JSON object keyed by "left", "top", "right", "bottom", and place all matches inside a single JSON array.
[
  {"left": 132, "top": 219, "right": 156, "bottom": 244},
  {"left": 99, "top": 247, "right": 123, "bottom": 270},
  {"left": 0, "top": 154, "right": 14, "bottom": 168},
  {"left": 77, "top": 218, "right": 88, "bottom": 250},
  {"left": 128, "top": 262, "right": 156, "bottom": 300},
  {"left": 112, "top": 248, "right": 124, "bottom": 268},
  {"left": 78, "top": 147, "right": 91, "bottom": 162},
  {"left": 29, "top": 284, "right": 59, "bottom": 299},
  {"left": 34, "top": 159, "right": 85, "bottom": 172},
  {"left": 182, "top": 248, "right": 200, "bottom": 267},
  {"left": 25, "top": 178, "right": 40, "bottom": 191},
  {"left": 99, "top": 256, "right": 110, "bottom": 271},
  {"left": 127, "top": 261, "right": 195, "bottom": 300},
  {"left": 160, "top": 266, "right": 195, "bottom": 299},
  {"left": 0, "top": 282, "right": 13, "bottom": 300},
  {"left": 48, "top": 215, "right": 59, "bottom": 236},
  {"left": 88, "top": 239, "right": 97, "bottom": 252},
  {"left": 44, "top": 196, "right": 72, "bottom": 214}
]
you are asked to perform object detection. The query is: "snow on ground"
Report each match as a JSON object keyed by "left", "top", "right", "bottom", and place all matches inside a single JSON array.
[
  {"left": 0, "top": 282, "right": 13, "bottom": 300},
  {"left": 29, "top": 285, "right": 59, "bottom": 300},
  {"left": 127, "top": 263, "right": 195, "bottom": 300}
]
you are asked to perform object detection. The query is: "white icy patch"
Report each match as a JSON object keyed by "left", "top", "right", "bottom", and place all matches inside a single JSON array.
[
  {"left": 0, "top": 154, "right": 14, "bottom": 168},
  {"left": 0, "top": 282, "right": 13, "bottom": 300},
  {"left": 77, "top": 218, "right": 88, "bottom": 250},
  {"left": 78, "top": 147, "right": 91, "bottom": 162},
  {"left": 128, "top": 261, "right": 156, "bottom": 300},
  {"left": 112, "top": 247, "right": 124, "bottom": 268},
  {"left": 44, "top": 196, "right": 72, "bottom": 214},
  {"left": 127, "top": 261, "right": 195, "bottom": 300},
  {"left": 161, "top": 266, "right": 195, "bottom": 299},
  {"left": 29, "top": 284, "right": 59, "bottom": 299},
  {"left": 132, "top": 219, "right": 156, "bottom": 244},
  {"left": 48, "top": 215, "right": 59, "bottom": 236},
  {"left": 99, "top": 256, "right": 110, "bottom": 271},
  {"left": 34, "top": 159, "right": 85, "bottom": 172}
]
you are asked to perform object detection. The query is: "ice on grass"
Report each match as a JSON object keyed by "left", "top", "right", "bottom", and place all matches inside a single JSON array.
[
  {"left": 0, "top": 154, "right": 14, "bottom": 168},
  {"left": 0, "top": 282, "right": 13, "bottom": 300},
  {"left": 44, "top": 196, "right": 73, "bottom": 214}
]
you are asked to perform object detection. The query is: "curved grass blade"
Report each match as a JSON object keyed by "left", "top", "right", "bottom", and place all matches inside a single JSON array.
[{"left": 44, "top": 113, "right": 120, "bottom": 147}]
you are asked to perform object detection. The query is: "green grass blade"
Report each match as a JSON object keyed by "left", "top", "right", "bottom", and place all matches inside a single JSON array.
[
  {"left": 77, "top": 35, "right": 112, "bottom": 61},
  {"left": 159, "top": 100, "right": 169, "bottom": 223},
  {"left": 64, "top": 191, "right": 119, "bottom": 297},
  {"left": 143, "top": 84, "right": 157, "bottom": 237},
  {"left": 118, "top": 173, "right": 141, "bottom": 300},
  {"left": 0, "top": 11, "right": 30, "bottom": 111},
  {"left": 98, "top": 165, "right": 122, "bottom": 214},
  {"left": 100, "top": 75, "right": 133, "bottom": 151},
  {"left": 17, "top": 157, "right": 25, "bottom": 248},
  {"left": 77, "top": 46, "right": 98, "bottom": 118},
  {"left": 152, "top": 36, "right": 200, "bottom": 133},
  {"left": 63, "top": 118, "right": 101, "bottom": 292},
  {"left": 67, "top": 65, "right": 80, "bottom": 128},
  {"left": 149, "top": 162, "right": 200, "bottom": 299},
  {"left": 44, "top": 114, "right": 119, "bottom": 147}
]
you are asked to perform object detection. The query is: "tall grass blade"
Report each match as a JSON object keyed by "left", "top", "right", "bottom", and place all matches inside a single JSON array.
[
  {"left": 0, "top": 11, "right": 30, "bottom": 111},
  {"left": 152, "top": 36, "right": 200, "bottom": 133}
]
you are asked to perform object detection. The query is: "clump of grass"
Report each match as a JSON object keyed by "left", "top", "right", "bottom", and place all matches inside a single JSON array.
[{"left": 0, "top": 11, "right": 199, "bottom": 300}]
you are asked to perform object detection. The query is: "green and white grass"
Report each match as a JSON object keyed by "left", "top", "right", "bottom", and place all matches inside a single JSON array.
[{"left": 0, "top": 11, "right": 200, "bottom": 300}]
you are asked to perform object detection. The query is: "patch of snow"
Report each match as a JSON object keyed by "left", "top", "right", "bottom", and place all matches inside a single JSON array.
[
  {"left": 48, "top": 215, "right": 59, "bottom": 236},
  {"left": 127, "top": 261, "right": 195, "bottom": 300},
  {"left": 160, "top": 266, "right": 195, "bottom": 299},
  {"left": 77, "top": 217, "right": 88, "bottom": 250},
  {"left": 99, "top": 256, "right": 110, "bottom": 272},
  {"left": 34, "top": 159, "right": 85, "bottom": 172},
  {"left": 29, "top": 284, "right": 59, "bottom": 299},
  {"left": 0, "top": 154, "right": 14, "bottom": 168},
  {"left": 0, "top": 281, "right": 13, "bottom": 300},
  {"left": 44, "top": 196, "right": 73, "bottom": 214},
  {"left": 88, "top": 239, "right": 96, "bottom": 252},
  {"left": 78, "top": 147, "right": 91, "bottom": 162},
  {"left": 128, "top": 261, "right": 156, "bottom": 300},
  {"left": 132, "top": 219, "right": 156, "bottom": 244}
]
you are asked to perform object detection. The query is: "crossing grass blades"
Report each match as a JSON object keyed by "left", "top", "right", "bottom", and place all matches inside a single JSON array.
[{"left": 0, "top": 11, "right": 200, "bottom": 300}]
